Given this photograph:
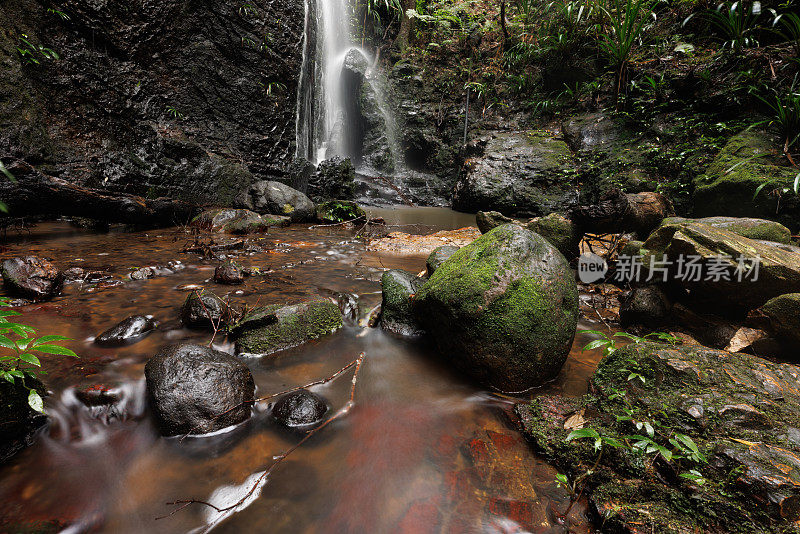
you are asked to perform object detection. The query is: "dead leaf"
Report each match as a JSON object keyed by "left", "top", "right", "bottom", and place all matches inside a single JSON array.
[
  {"left": 564, "top": 408, "right": 586, "bottom": 430},
  {"left": 725, "top": 327, "right": 767, "bottom": 353}
]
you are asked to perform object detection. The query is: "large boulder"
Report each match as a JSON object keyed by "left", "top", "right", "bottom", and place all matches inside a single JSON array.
[
  {"left": 413, "top": 224, "right": 578, "bottom": 391},
  {"left": 191, "top": 208, "right": 289, "bottom": 234},
  {"left": 234, "top": 299, "right": 343, "bottom": 356},
  {"left": 1, "top": 256, "right": 63, "bottom": 300},
  {"left": 308, "top": 157, "right": 356, "bottom": 202},
  {"left": 145, "top": 344, "right": 254, "bottom": 436},
  {"left": 669, "top": 216, "right": 792, "bottom": 245},
  {"left": 517, "top": 341, "right": 800, "bottom": 531},
  {"left": 693, "top": 131, "right": 800, "bottom": 229},
  {"left": 236, "top": 180, "right": 315, "bottom": 222},
  {"left": 426, "top": 246, "right": 459, "bottom": 276},
  {"left": 380, "top": 270, "right": 424, "bottom": 337},
  {"left": 477, "top": 211, "right": 581, "bottom": 259},
  {"left": 452, "top": 131, "right": 579, "bottom": 217},
  {"left": 640, "top": 219, "right": 800, "bottom": 310},
  {"left": 760, "top": 293, "right": 800, "bottom": 346}
]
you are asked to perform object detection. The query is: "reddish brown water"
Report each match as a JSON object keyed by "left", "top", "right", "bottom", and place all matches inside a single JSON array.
[{"left": 0, "top": 209, "right": 607, "bottom": 533}]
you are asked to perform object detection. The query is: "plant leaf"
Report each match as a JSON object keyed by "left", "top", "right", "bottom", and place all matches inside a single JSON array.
[{"left": 28, "top": 389, "right": 43, "bottom": 413}]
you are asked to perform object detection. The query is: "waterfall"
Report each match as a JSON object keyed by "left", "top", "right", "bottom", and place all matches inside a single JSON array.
[{"left": 295, "top": 0, "right": 403, "bottom": 172}]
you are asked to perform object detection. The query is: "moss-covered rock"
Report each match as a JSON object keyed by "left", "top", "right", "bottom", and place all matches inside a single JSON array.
[
  {"left": 664, "top": 216, "right": 793, "bottom": 244},
  {"left": 693, "top": 131, "right": 800, "bottom": 229},
  {"left": 476, "top": 210, "right": 514, "bottom": 233},
  {"left": 640, "top": 218, "right": 800, "bottom": 310},
  {"left": 380, "top": 269, "right": 424, "bottom": 337},
  {"left": 233, "top": 299, "right": 343, "bottom": 356},
  {"left": 452, "top": 130, "right": 579, "bottom": 217},
  {"left": 526, "top": 212, "right": 581, "bottom": 260},
  {"left": 760, "top": 293, "right": 800, "bottom": 346},
  {"left": 425, "top": 245, "right": 459, "bottom": 276},
  {"left": 413, "top": 224, "right": 578, "bottom": 391},
  {"left": 517, "top": 341, "right": 800, "bottom": 532},
  {"left": 315, "top": 200, "right": 366, "bottom": 224},
  {"left": 191, "top": 208, "right": 289, "bottom": 234}
]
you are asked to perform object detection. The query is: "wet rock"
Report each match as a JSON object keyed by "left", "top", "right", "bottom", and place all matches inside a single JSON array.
[
  {"left": 95, "top": 315, "right": 158, "bottom": 346},
  {"left": 214, "top": 262, "right": 243, "bottom": 285},
  {"left": 620, "top": 239, "right": 643, "bottom": 257},
  {"left": 129, "top": 267, "right": 155, "bottom": 280},
  {"left": 272, "top": 389, "right": 328, "bottom": 428},
  {"left": 414, "top": 224, "right": 578, "bottom": 391},
  {"left": 426, "top": 246, "right": 459, "bottom": 277},
  {"left": 233, "top": 299, "right": 342, "bottom": 356},
  {"left": 696, "top": 216, "right": 792, "bottom": 244},
  {"left": 0, "top": 376, "right": 47, "bottom": 462},
  {"left": 63, "top": 267, "right": 86, "bottom": 281},
  {"left": 1, "top": 256, "right": 63, "bottom": 300},
  {"left": 760, "top": 293, "right": 800, "bottom": 346},
  {"left": 619, "top": 286, "right": 671, "bottom": 328},
  {"left": 145, "top": 344, "right": 254, "bottom": 436},
  {"left": 694, "top": 131, "right": 800, "bottom": 229},
  {"left": 236, "top": 180, "right": 315, "bottom": 222},
  {"left": 381, "top": 270, "right": 424, "bottom": 337},
  {"left": 526, "top": 213, "right": 581, "bottom": 260},
  {"left": 452, "top": 131, "right": 579, "bottom": 217},
  {"left": 75, "top": 385, "right": 123, "bottom": 407},
  {"left": 181, "top": 291, "right": 227, "bottom": 329},
  {"left": 308, "top": 157, "right": 356, "bottom": 202},
  {"left": 315, "top": 200, "right": 366, "bottom": 224},
  {"left": 641, "top": 218, "right": 800, "bottom": 310},
  {"left": 517, "top": 341, "right": 800, "bottom": 531},
  {"left": 336, "top": 292, "right": 359, "bottom": 324},
  {"left": 476, "top": 211, "right": 514, "bottom": 233},
  {"left": 191, "top": 208, "right": 289, "bottom": 234}
]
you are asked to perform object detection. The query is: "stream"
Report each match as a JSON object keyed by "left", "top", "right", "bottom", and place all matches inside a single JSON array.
[{"left": 0, "top": 208, "right": 608, "bottom": 533}]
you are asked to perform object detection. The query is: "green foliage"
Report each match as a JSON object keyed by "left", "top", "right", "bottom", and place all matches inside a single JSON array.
[
  {"left": 595, "top": 0, "right": 655, "bottom": 97},
  {"left": 165, "top": 106, "right": 185, "bottom": 120},
  {"left": 47, "top": 8, "right": 70, "bottom": 20},
  {"left": 774, "top": 11, "right": 800, "bottom": 56},
  {"left": 16, "top": 34, "right": 60, "bottom": 65},
  {"left": 695, "top": 1, "right": 765, "bottom": 52},
  {"left": 579, "top": 329, "right": 677, "bottom": 358},
  {"left": 0, "top": 298, "right": 77, "bottom": 412},
  {"left": 754, "top": 81, "right": 800, "bottom": 155}
]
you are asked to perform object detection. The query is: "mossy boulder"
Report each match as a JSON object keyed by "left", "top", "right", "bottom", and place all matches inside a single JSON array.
[
  {"left": 641, "top": 219, "right": 800, "bottom": 310},
  {"left": 425, "top": 245, "right": 459, "bottom": 276},
  {"left": 476, "top": 210, "right": 514, "bottom": 233},
  {"left": 191, "top": 208, "right": 289, "bottom": 234},
  {"left": 413, "top": 224, "right": 578, "bottom": 391},
  {"left": 693, "top": 131, "right": 800, "bottom": 229},
  {"left": 663, "top": 216, "right": 793, "bottom": 244},
  {"left": 380, "top": 269, "right": 424, "bottom": 337},
  {"left": 236, "top": 180, "right": 315, "bottom": 222},
  {"left": 476, "top": 211, "right": 580, "bottom": 259},
  {"left": 760, "top": 293, "right": 800, "bottom": 346},
  {"left": 517, "top": 341, "right": 800, "bottom": 532},
  {"left": 315, "top": 201, "right": 366, "bottom": 224},
  {"left": 452, "top": 131, "right": 579, "bottom": 217},
  {"left": 233, "top": 299, "right": 342, "bottom": 356}
]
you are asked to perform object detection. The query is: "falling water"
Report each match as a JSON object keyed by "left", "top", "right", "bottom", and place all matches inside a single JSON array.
[{"left": 296, "top": 0, "right": 403, "bottom": 171}]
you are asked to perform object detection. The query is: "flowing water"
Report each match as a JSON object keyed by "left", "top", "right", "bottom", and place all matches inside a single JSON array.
[{"left": 0, "top": 210, "right": 608, "bottom": 533}]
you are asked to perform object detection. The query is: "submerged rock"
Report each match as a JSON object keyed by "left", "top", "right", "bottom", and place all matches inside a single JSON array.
[
  {"left": 367, "top": 227, "right": 481, "bottom": 255},
  {"left": 145, "top": 344, "right": 254, "bottom": 436},
  {"left": 233, "top": 299, "right": 342, "bottom": 356},
  {"left": 214, "top": 262, "right": 243, "bottom": 285},
  {"left": 381, "top": 270, "right": 424, "bottom": 337},
  {"left": 272, "top": 389, "right": 328, "bottom": 428},
  {"left": 640, "top": 218, "right": 800, "bottom": 310},
  {"left": 452, "top": 131, "right": 579, "bottom": 217},
  {"left": 315, "top": 200, "right": 366, "bottom": 224},
  {"left": 181, "top": 291, "right": 227, "bottom": 329},
  {"left": 1, "top": 256, "right": 63, "bottom": 300},
  {"left": 517, "top": 341, "right": 800, "bottom": 531},
  {"left": 191, "top": 208, "right": 289, "bottom": 234},
  {"left": 413, "top": 224, "right": 578, "bottom": 391},
  {"left": 425, "top": 246, "right": 459, "bottom": 276},
  {"left": 308, "top": 157, "right": 356, "bottom": 202},
  {"left": 236, "top": 180, "right": 315, "bottom": 222},
  {"left": 129, "top": 267, "right": 155, "bottom": 280},
  {"left": 95, "top": 315, "right": 158, "bottom": 346}
]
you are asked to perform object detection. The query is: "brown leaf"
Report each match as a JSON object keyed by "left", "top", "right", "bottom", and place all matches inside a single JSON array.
[{"left": 564, "top": 409, "right": 586, "bottom": 430}]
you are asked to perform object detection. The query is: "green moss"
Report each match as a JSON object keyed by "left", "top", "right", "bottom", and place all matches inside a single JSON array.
[
  {"left": 315, "top": 201, "right": 366, "bottom": 223},
  {"left": 234, "top": 299, "right": 343, "bottom": 355}
]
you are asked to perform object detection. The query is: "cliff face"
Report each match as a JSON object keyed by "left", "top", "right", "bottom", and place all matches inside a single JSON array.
[{"left": 0, "top": 0, "right": 305, "bottom": 205}]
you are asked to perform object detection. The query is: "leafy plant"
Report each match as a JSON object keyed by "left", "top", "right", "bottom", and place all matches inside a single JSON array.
[
  {"left": 754, "top": 83, "right": 800, "bottom": 161},
  {"left": 16, "top": 34, "right": 60, "bottom": 65},
  {"left": 47, "top": 8, "right": 70, "bottom": 20},
  {"left": 0, "top": 298, "right": 77, "bottom": 412},
  {"left": 165, "top": 106, "right": 185, "bottom": 120},
  {"left": 773, "top": 11, "right": 800, "bottom": 56},
  {"left": 579, "top": 329, "right": 678, "bottom": 358},
  {"left": 692, "top": 1, "right": 765, "bottom": 52}
]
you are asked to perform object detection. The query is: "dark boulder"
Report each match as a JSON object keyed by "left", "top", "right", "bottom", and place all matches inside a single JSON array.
[
  {"left": 619, "top": 286, "right": 672, "bottom": 328},
  {"left": 95, "top": 315, "right": 158, "bottom": 346},
  {"left": 181, "top": 291, "right": 227, "bottom": 329},
  {"left": 452, "top": 131, "right": 579, "bottom": 217},
  {"left": 272, "top": 389, "right": 328, "bottom": 428},
  {"left": 1, "top": 256, "right": 63, "bottom": 300},
  {"left": 233, "top": 299, "right": 343, "bottom": 356},
  {"left": 476, "top": 211, "right": 514, "bottom": 233},
  {"left": 236, "top": 180, "right": 315, "bottom": 222},
  {"left": 308, "top": 157, "right": 356, "bottom": 202},
  {"left": 381, "top": 270, "right": 424, "bottom": 337},
  {"left": 425, "top": 246, "right": 459, "bottom": 277},
  {"left": 145, "top": 344, "right": 254, "bottom": 436},
  {"left": 0, "top": 376, "right": 47, "bottom": 462},
  {"left": 477, "top": 211, "right": 581, "bottom": 259},
  {"left": 413, "top": 224, "right": 578, "bottom": 391},
  {"left": 760, "top": 293, "right": 800, "bottom": 347},
  {"left": 191, "top": 209, "right": 289, "bottom": 234},
  {"left": 214, "top": 262, "right": 243, "bottom": 285}
]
